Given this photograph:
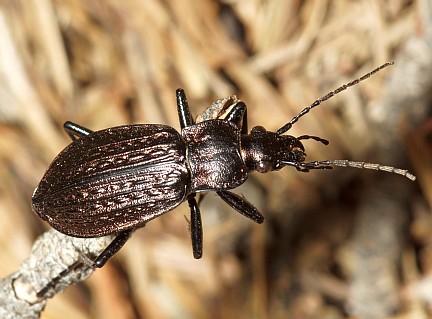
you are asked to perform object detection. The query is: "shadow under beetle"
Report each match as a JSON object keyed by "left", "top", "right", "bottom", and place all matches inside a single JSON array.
[{"left": 32, "top": 62, "right": 416, "bottom": 267}]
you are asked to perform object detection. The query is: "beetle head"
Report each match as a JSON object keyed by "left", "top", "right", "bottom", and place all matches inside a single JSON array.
[{"left": 241, "top": 126, "right": 306, "bottom": 173}]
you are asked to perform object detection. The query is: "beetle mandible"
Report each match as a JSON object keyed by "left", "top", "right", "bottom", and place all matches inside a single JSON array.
[{"left": 32, "top": 62, "right": 416, "bottom": 267}]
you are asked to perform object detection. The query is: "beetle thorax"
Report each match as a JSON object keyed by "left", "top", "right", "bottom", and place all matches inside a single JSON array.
[
  {"left": 241, "top": 126, "right": 306, "bottom": 173},
  {"left": 182, "top": 120, "right": 248, "bottom": 192}
]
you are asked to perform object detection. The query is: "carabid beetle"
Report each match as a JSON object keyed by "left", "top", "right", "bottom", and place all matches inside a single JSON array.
[{"left": 32, "top": 62, "right": 415, "bottom": 267}]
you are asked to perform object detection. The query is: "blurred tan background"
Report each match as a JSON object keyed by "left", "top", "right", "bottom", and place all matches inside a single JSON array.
[{"left": 0, "top": 1, "right": 431, "bottom": 318}]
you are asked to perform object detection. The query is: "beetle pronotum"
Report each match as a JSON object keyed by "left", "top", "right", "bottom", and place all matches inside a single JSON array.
[{"left": 32, "top": 62, "right": 415, "bottom": 266}]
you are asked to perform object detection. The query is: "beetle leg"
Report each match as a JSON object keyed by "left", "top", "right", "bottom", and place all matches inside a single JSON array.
[
  {"left": 176, "top": 88, "right": 195, "bottom": 129},
  {"left": 94, "top": 229, "right": 133, "bottom": 268},
  {"left": 63, "top": 121, "right": 93, "bottom": 141},
  {"left": 37, "top": 260, "right": 83, "bottom": 298},
  {"left": 187, "top": 193, "right": 203, "bottom": 259},
  {"left": 223, "top": 101, "right": 248, "bottom": 134},
  {"left": 216, "top": 190, "right": 264, "bottom": 224}
]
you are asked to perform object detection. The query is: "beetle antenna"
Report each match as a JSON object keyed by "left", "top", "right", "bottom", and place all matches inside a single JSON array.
[
  {"left": 276, "top": 62, "right": 394, "bottom": 135},
  {"left": 283, "top": 159, "right": 416, "bottom": 181}
]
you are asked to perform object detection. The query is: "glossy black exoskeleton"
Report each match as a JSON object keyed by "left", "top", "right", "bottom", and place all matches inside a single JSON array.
[{"left": 32, "top": 63, "right": 415, "bottom": 267}]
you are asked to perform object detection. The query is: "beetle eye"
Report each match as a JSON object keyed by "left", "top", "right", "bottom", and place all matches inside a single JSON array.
[{"left": 256, "top": 161, "right": 272, "bottom": 173}]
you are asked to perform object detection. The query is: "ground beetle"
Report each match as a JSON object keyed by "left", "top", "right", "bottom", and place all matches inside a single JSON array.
[{"left": 32, "top": 62, "right": 416, "bottom": 267}]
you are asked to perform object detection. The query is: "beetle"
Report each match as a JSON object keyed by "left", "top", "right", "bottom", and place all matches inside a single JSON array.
[{"left": 32, "top": 62, "right": 415, "bottom": 267}]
